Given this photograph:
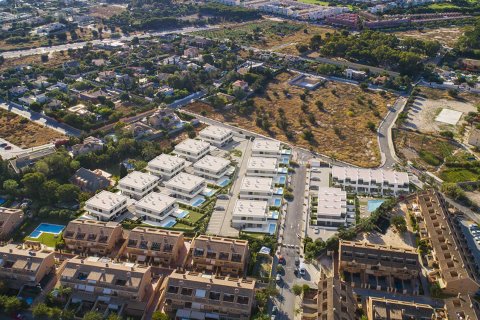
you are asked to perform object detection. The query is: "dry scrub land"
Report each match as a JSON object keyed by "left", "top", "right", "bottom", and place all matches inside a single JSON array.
[
  {"left": 394, "top": 27, "right": 464, "bottom": 48},
  {"left": 193, "top": 20, "right": 335, "bottom": 55},
  {"left": 187, "top": 72, "right": 396, "bottom": 167},
  {"left": 0, "top": 110, "right": 65, "bottom": 148},
  {"left": 393, "top": 129, "right": 459, "bottom": 170},
  {"left": 89, "top": 4, "right": 127, "bottom": 19}
]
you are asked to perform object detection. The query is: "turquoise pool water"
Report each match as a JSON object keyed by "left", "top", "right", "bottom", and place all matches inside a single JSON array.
[
  {"left": 162, "top": 220, "right": 176, "bottom": 228},
  {"left": 217, "top": 177, "right": 230, "bottom": 187},
  {"left": 0, "top": 197, "right": 5, "bottom": 205},
  {"left": 29, "top": 223, "right": 65, "bottom": 238},
  {"left": 191, "top": 197, "right": 206, "bottom": 207},
  {"left": 275, "top": 176, "right": 286, "bottom": 185},
  {"left": 367, "top": 199, "right": 385, "bottom": 213},
  {"left": 280, "top": 156, "right": 290, "bottom": 165},
  {"left": 272, "top": 198, "right": 282, "bottom": 207},
  {"left": 268, "top": 223, "right": 277, "bottom": 235},
  {"left": 176, "top": 210, "right": 189, "bottom": 219}
]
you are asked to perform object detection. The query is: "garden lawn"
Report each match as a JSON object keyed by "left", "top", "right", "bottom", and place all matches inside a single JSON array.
[
  {"left": 25, "top": 232, "right": 63, "bottom": 248},
  {"left": 439, "top": 168, "right": 480, "bottom": 183},
  {"left": 183, "top": 211, "right": 205, "bottom": 224}
]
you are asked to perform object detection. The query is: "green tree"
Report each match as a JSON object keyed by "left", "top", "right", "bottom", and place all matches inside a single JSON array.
[
  {"left": 56, "top": 184, "right": 80, "bottom": 203},
  {"left": 391, "top": 215, "right": 407, "bottom": 232},
  {"left": 41, "top": 180, "right": 60, "bottom": 204},
  {"left": 82, "top": 311, "right": 103, "bottom": 320},
  {"left": 21, "top": 172, "right": 46, "bottom": 198},
  {"left": 292, "top": 284, "right": 303, "bottom": 296},
  {"left": 152, "top": 311, "right": 170, "bottom": 320},
  {"left": 3, "top": 179, "right": 19, "bottom": 196}
]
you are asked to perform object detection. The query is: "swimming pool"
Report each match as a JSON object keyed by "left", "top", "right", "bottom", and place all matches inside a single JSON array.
[
  {"left": 217, "top": 177, "right": 231, "bottom": 187},
  {"left": 176, "top": 210, "right": 189, "bottom": 219},
  {"left": 280, "top": 156, "right": 290, "bottom": 165},
  {"left": 162, "top": 220, "right": 176, "bottom": 228},
  {"left": 274, "top": 187, "right": 284, "bottom": 195},
  {"left": 0, "top": 197, "right": 5, "bottom": 205},
  {"left": 367, "top": 199, "right": 385, "bottom": 213},
  {"left": 268, "top": 223, "right": 277, "bottom": 235},
  {"left": 271, "top": 198, "right": 282, "bottom": 207},
  {"left": 191, "top": 197, "right": 206, "bottom": 207},
  {"left": 29, "top": 223, "right": 65, "bottom": 239},
  {"left": 275, "top": 175, "right": 286, "bottom": 185}
]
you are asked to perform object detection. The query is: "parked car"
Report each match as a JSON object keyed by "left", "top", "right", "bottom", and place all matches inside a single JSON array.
[
  {"left": 272, "top": 306, "right": 278, "bottom": 315},
  {"left": 295, "top": 256, "right": 300, "bottom": 266}
]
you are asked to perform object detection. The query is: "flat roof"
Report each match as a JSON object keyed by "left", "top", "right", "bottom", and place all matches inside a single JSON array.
[
  {"left": 199, "top": 125, "right": 233, "bottom": 140},
  {"left": 233, "top": 199, "right": 268, "bottom": 217},
  {"left": 165, "top": 172, "right": 205, "bottom": 192},
  {"left": 240, "top": 177, "right": 273, "bottom": 193},
  {"left": 85, "top": 190, "right": 127, "bottom": 211},
  {"left": 119, "top": 171, "right": 159, "bottom": 189},
  {"left": 316, "top": 187, "right": 346, "bottom": 217},
  {"left": 332, "top": 166, "right": 409, "bottom": 185},
  {"left": 193, "top": 155, "right": 230, "bottom": 172},
  {"left": 247, "top": 157, "right": 278, "bottom": 171},
  {"left": 148, "top": 154, "right": 185, "bottom": 171},
  {"left": 169, "top": 270, "right": 255, "bottom": 290},
  {"left": 175, "top": 139, "right": 210, "bottom": 154},
  {"left": 252, "top": 139, "right": 281, "bottom": 153},
  {"left": 136, "top": 192, "right": 176, "bottom": 213}
]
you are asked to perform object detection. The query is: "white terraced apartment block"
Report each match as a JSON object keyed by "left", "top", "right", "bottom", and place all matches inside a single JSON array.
[
  {"left": 135, "top": 192, "right": 177, "bottom": 222},
  {"left": 85, "top": 190, "right": 128, "bottom": 221},
  {"left": 251, "top": 139, "right": 282, "bottom": 158},
  {"left": 147, "top": 154, "right": 186, "bottom": 180},
  {"left": 193, "top": 155, "right": 230, "bottom": 181},
  {"left": 232, "top": 199, "right": 269, "bottom": 230},
  {"left": 174, "top": 139, "right": 210, "bottom": 162},
  {"left": 239, "top": 176, "right": 273, "bottom": 200},
  {"left": 331, "top": 166, "right": 410, "bottom": 196},
  {"left": 199, "top": 125, "right": 234, "bottom": 147},
  {"left": 165, "top": 172, "right": 206, "bottom": 200},
  {"left": 315, "top": 187, "right": 348, "bottom": 228},
  {"left": 118, "top": 171, "right": 159, "bottom": 200},
  {"left": 246, "top": 157, "right": 279, "bottom": 178}
]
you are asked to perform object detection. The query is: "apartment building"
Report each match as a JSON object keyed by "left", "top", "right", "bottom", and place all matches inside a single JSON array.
[
  {"left": 0, "top": 244, "right": 55, "bottom": 289},
  {"left": 199, "top": 125, "right": 234, "bottom": 147},
  {"left": 331, "top": 166, "right": 410, "bottom": 196},
  {"left": 338, "top": 241, "right": 420, "bottom": 294},
  {"left": 193, "top": 155, "right": 231, "bottom": 181},
  {"left": 164, "top": 270, "right": 255, "bottom": 320},
  {"left": 147, "top": 154, "right": 186, "bottom": 180},
  {"left": 301, "top": 273, "right": 356, "bottom": 320},
  {"left": 165, "top": 173, "right": 206, "bottom": 202},
  {"left": 239, "top": 176, "right": 273, "bottom": 200},
  {"left": 118, "top": 171, "right": 159, "bottom": 200},
  {"left": 251, "top": 139, "right": 282, "bottom": 158},
  {"left": 246, "top": 157, "right": 280, "bottom": 178},
  {"left": 314, "top": 187, "right": 350, "bottom": 228},
  {"left": 174, "top": 139, "right": 210, "bottom": 162},
  {"left": 85, "top": 190, "right": 128, "bottom": 221},
  {"left": 61, "top": 257, "right": 153, "bottom": 315},
  {"left": 444, "top": 294, "right": 480, "bottom": 320},
  {"left": 123, "top": 227, "right": 185, "bottom": 266},
  {"left": 232, "top": 199, "right": 270, "bottom": 233},
  {"left": 135, "top": 192, "right": 177, "bottom": 223},
  {"left": 408, "top": 190, "right": 480, "bottom": 295},
  {"left": 0, "top": 207, "right": 24, "bottom": 240},
  {"left": 190, "top": 235, "right": 249, "bottom": 275},
  {"left": 63, "top": 219, "right": 123, "bottom": 255},
  {"left": 365, "top": 297, "right": 445, "bottom": 320}
]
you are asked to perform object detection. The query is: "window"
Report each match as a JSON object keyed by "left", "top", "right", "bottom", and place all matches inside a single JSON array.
[
  {"left": 181, "top": 288, "right": 193, "bottom": 296},
  {"left": 193, "top": 248, "right": 204, "bottom": 257},
  {"left": 206, "top": 251, "right": 216, "bottom": 259},
  {"left": 167, "top": 286, "right": 179, "bottom": 294},
  {"left": 223, "top": 293, "right": 235, "bottom": 302},
  {"left": 209, "top": 291, "right": 221, "bottom": 300},
  {"left": 195, "top": 289, "right": 206, "bottom": 298},
  {"left": 231, "top": 254, "right": 242, "bottom": 262},
  {"left": 237, "top": 296, "right": 249, "bottom": 305},
  {"left": 219, "top": 252, "right": 229, "bottom": 260}
]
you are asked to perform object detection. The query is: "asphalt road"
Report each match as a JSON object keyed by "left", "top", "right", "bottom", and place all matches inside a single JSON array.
[
  {"left": 274, "top": 155, "right": 308, "bottom": 320},
  {"left": 377, "top": 96, "right": 407, "bottom": 169}
]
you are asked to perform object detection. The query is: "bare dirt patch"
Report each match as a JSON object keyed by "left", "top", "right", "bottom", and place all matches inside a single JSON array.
[
  {"left": 394, "top": 27, "right": 464, "bottom": 48},
  {"left": 186, "top": 71, "right": 396, "bottom": 167},
  {"left": 0, "top": 110, "right": 65, "bottom": 148},
  {"left": 403, "top": 87, "right": 479, "bottom": 135},
  {"left": 89, "top": 5, "right": 127, "bottom": 19}
]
